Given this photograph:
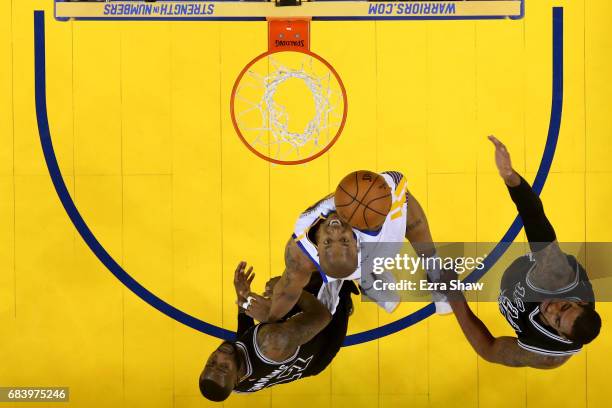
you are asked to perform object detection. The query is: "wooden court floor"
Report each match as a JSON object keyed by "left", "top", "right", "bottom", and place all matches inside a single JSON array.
[{"left": 1, "top": 1, "right": 611, "bottom": 407}]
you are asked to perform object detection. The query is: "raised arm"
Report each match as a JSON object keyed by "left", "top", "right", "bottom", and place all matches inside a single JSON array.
[
  {"left": 489, "top": 135, "right": 575, "bottom": 291},
  {"left": 233, "top": 261, "right": 256, "bottom": 336},
  {"left": 450, "top": 295, "right": 569, "bottom": 369},
  {"left": 256, "top": 290, "right": 332, "bottom": 362},
  {"left": 405, "top": 189, "right": 453, "bottom": 314},
  {"left": 266, "top": 238, "right": 316, "bottom": 322},
  {"left": 405, "top": 190, "right": 436, "bottom": 258}
]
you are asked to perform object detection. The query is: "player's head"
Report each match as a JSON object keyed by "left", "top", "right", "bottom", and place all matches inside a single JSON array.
[
  {"left": 199, "top": 342, "right": 240, "bottom": 402},
  {"left": 539, "top": 300, "right": 601, "bottom": 345},
  {"left": 316, "top": 213, "right": 358, "bottom": 279}
]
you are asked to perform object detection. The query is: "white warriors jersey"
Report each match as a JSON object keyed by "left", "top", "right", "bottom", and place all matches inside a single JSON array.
[{"left": 292, "top": 171, "right": 408, "bottom": 284}]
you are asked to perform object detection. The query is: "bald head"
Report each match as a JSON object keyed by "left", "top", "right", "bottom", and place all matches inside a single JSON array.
[
  {"left": 199, "top": 342, "right": 239, "bottom": 402},
  {"left": 316, "top": 213, "right": 358, "bottom": 279}
]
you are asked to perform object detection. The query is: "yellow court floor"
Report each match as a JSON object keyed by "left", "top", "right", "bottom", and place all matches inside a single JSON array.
[{"left": 1, "top": 0, "right": 612, "bottom": 407}]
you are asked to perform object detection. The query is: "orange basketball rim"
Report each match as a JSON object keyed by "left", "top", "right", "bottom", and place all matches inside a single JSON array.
[{"left": 230, "top": 19, "right": 348, "bottom": 165}]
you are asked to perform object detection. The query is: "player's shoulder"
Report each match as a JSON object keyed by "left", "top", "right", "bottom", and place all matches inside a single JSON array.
[
  {"left": 295, "top": 194, "right": 335, "bottom": 236},
  {"left": 381, "top": 170, "right": 404, "bottom": 182},
  {"left": 256, "top": 323, "right": 294, "bottom": 362},
  {"left": 380, "top": 171, "right": 407, "bottom": 191},
  {"left": 514, "top": 340, "right": 574, "bottom": 368},
  {"left": 300, "top": 193, "right": 335, "bottom": 217},
  {"left": 495, "top": 336, "right": 571, "bottom": 368},
  {"left": 285, "top": 238, "right": 317, "bottom": 274}
]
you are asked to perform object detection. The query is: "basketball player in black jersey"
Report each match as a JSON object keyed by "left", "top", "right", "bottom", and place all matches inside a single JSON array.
[
  {"left": 198, "top": 261, "right": 356, "bottom": 401},
  {"left": 446, "top": 136, "right": 601, "bottom": 368}
]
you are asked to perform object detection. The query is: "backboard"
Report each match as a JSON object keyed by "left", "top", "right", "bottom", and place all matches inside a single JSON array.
[
  {"left": 54, "top": 0, "right": 525, "bottom": 22},
  {"left": 52, "top": 0, "right": 525, "bottom": 164}
]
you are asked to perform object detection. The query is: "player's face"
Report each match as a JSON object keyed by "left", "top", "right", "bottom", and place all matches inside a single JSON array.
[
  {"left": 201, "top": 342, "right": 239, "bottom": 390},
  {"left": 317, "top": 213, "right": 358, "bottom": 278},
  {"left": 539, "top": 299, "right": 587, "bottom": 338}
]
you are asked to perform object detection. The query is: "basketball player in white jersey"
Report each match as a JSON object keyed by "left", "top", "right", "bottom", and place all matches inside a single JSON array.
[{"left": 244, "top": 170, "right": 447, "bottom": 323}]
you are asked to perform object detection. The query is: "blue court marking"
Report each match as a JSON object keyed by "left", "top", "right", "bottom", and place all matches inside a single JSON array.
[
  {"left": 35, "top": 7, "right": 562, "bottom": 346},
  {"left": 34, "top": 10, "right": 234, "bottom": 341}
]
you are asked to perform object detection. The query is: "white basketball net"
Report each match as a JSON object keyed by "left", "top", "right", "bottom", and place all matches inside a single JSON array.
[{"left": 234, "top": 54, "right": 344, "bottom": 161}]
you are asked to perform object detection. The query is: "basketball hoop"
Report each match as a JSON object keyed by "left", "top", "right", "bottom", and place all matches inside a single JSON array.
[{"left": 230, "top": 19, "right": 348, "bottom": 165}]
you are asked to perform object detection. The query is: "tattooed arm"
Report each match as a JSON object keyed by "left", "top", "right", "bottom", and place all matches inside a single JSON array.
[
  {"left": 256, "top": 290, "right": 332, "bottom": 362},
  {"left": 266, "top": 238, "right": 316, "bottom": 323},
  {"left": 405, "top": 190, "right": 436, "bottom": 258},
  {"left": 488, "top": 337, "right": 569, "bottom": 369},
  {"left": 450, "top": 296, "right": 569, "bottom": 369}
]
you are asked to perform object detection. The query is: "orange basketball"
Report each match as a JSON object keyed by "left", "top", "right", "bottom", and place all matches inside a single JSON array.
[{"left": 334, "top": 170, "right": 392, "bottom": 230}]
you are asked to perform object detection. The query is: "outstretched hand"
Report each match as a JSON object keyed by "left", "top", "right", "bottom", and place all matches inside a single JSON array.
[
  {"left": 233, "top": 261, "right": 274, "bottom": 321},
  {"left": 234, "top": 261, "right": 255, "bottom": 303},
  {"left": 488, "top": 135, "right": 520, "bottom": 187}
]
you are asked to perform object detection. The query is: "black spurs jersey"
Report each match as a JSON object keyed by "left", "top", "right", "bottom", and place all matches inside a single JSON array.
[
  {"left": 232, "top": 324, "right": 320, "bottom": 393},
  {"left": 498, "top": 253, "right": 595, "bottom": 357},
  {"left": 233, "top": 282, "right": 353, "bottom": 394}
]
